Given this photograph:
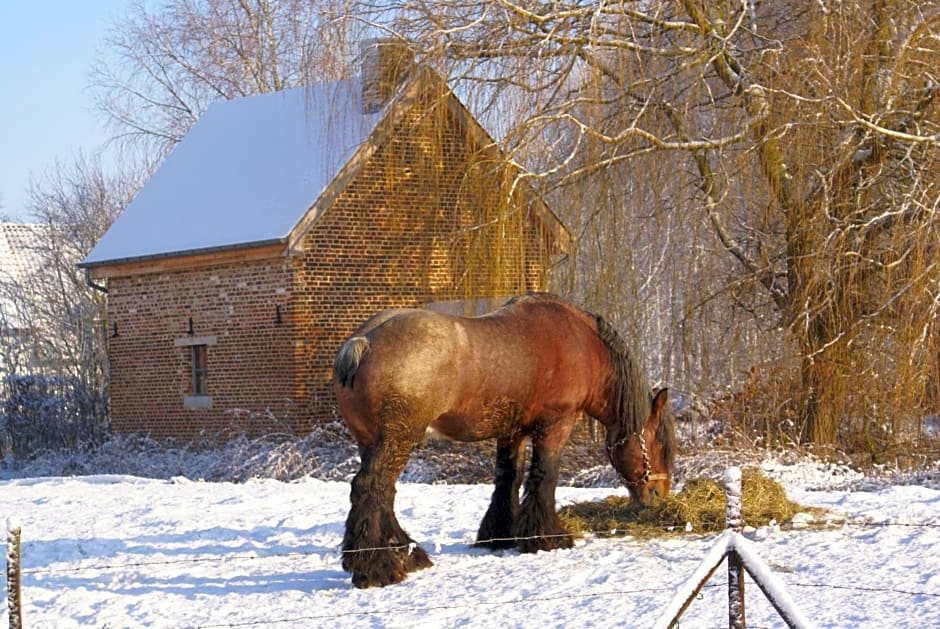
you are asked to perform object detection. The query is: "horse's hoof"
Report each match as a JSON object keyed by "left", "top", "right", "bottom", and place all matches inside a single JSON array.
[
  {"left": 517, "top": 533, "right": 574, "bottom": 553},
  {"left": 345, "top": 544, "right": 418, "bottom": 588},
  {"left": 403, "top": 545, "right": 433, "bottom": 572},
  {"left": 351, "top": 571, "right": 405, "bottom": 588},
  {"left": 351, "top": 563, "right": 408, "bottom": 588}
]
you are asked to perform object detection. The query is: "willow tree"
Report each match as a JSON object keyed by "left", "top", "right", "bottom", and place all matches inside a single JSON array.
[{"left": 365, "top": 0, "right": 940, "bottom": 448}]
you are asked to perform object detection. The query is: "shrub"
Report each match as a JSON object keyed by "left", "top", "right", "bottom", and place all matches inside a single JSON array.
[{"left": 0, "top": 375, "right": 109, "bottom": 460}]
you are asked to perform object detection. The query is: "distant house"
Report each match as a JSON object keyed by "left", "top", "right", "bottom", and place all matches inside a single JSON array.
[
  {"left": 0, "top": 222, "right": 47, "bottom": 378},
  {"left": 79, "top": 40, "right": 570, "bottom": 441}
]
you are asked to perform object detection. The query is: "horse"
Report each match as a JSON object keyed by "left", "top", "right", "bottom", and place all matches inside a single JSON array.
[{"left": 333, "top": 293, "right": 676, "bottom": 588}]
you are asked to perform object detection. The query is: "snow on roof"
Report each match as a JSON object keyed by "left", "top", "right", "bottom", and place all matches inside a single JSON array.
[
  {"left": 0, "top": 222, "right": 47, "bottom": 330},
  {"left": 81, "top": 80, "right": 383, "bottom": 267},
  {"left": 0, "top": 222, "right": 45, "bottom": 286}
]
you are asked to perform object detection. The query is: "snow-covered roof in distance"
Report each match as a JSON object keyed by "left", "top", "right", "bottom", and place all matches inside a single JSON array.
[
  {"left": 0, "top": 223, "right": 45, "bottom": 286},
  {"left": 0, "top": 222, "right": 46, "bottom": 330},
  {"left": 80, "top": 80, "right": 383, "bottom": 267}
]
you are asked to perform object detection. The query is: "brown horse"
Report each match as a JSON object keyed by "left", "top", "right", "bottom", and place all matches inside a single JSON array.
[{"left": 333, "top": 293, "right": 676, "bottom": 588}]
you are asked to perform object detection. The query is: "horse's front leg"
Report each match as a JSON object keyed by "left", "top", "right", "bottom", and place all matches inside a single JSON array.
[
  {"left": 341, "top": 422, "right": 432, "bottom": 588},
  {"left": 475, "top": 437, "right": 526, "bottom": 549},
  {"left": 515, "top": 418, "right": 577, "bottom": 553}
]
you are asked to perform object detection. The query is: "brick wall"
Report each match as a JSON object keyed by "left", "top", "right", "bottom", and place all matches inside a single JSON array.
[{"left": 106, "top": 259, "right": 296, "bottom": 440}]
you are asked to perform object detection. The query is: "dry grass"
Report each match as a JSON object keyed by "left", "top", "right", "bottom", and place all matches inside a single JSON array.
[{"left": 559, "top": 468, "right": 821, "bottom": 540}]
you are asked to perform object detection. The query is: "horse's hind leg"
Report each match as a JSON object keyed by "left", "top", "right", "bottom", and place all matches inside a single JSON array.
[
  {"left": 475, "top": 437, "right": 525, "bottom": 549},
  {"left": 341, "top": 418, "right": 431, "bottom": 588},
  {"left": 515, "top": 420, "right": 576, "bottom": 553}
]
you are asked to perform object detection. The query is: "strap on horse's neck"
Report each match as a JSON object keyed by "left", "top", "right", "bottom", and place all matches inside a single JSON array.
[{"left": 609, "top": 429, "right": 666, "bottom": 486}]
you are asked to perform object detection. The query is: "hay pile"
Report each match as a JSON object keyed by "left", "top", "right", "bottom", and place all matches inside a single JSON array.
[{"left": 559, "top": 468, "right": 818, "bottom": 539}]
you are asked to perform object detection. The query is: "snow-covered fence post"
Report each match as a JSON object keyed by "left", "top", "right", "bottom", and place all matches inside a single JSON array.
[
  {"left": 725, "top": 467, "right": 745, "bottom": 629},
  {"left": 6, "top": 517, "right": 22, "bottom": 629},
  {"left": 655, "top": 467, "right": 814, "bottom": 629}
]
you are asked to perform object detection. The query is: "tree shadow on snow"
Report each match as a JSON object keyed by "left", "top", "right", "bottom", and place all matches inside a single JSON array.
[{"left": 19, "top": 522, "right": 354, "bottom": 594}]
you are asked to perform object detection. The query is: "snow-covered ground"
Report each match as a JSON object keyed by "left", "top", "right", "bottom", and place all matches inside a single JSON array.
[{"left": 1, "top": 455, "right": 938, "bottom": 628}]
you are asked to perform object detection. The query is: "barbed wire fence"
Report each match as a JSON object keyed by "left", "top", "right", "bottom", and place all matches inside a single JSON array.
[{"left": 4, "top": 481, "right": 940, "bottom": 628}]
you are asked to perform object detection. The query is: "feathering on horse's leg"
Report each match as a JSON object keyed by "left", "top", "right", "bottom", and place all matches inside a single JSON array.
[
  {"left": 378, "top": 410, "right": 432, "bottom": 574},
  {"left": 475, "top": 437, "right": 526, "bottom": 549},
  {"left": 342, "top": 449, "right": 407, "bottom": 588},
  {"left": 341, "top": 414, "right": 430, "bottom": 588},
  {"left": 515, "top": 424, "right": 576, "bottom": 553}
]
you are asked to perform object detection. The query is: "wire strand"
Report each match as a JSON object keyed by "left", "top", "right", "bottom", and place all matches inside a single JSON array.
[{"left": 18, "top": 519, "right": 940, "bottom": 577}]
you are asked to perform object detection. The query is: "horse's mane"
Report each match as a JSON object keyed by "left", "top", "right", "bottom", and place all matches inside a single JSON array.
[
  {"left": 593, "top": 315, "right": 651, "bottom": 437},
  {"left": 594, "top": 314, "right": 677, "bottom": 474}
]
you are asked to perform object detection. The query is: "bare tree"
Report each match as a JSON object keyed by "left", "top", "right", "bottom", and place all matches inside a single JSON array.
[
  {"left": 22, "top": 154, "right": 139, "bottom": 390},
  {"left": 0, "top": 155, "right": 139, "bottom": 456},
  {"left": 673, "top": 0, "right": 939, "bottom": 447},
  {"left": 92, "top": 0, "right": 366, "bottom": 158}
]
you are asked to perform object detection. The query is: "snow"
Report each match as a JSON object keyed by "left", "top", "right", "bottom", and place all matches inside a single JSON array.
[
  {"left": 80, "top": 81, "right": 383, "bottom": 267},
  {"left": 1, "top": 459, "right": 938, "bottom": 628},
  {"left": 724, "top": 466, "right": 743, "bottom": 530}
]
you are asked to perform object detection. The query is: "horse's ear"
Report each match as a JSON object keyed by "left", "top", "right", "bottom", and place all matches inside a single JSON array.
[{"left": 647, "top": 388, "right": 669, "bottom": 431}]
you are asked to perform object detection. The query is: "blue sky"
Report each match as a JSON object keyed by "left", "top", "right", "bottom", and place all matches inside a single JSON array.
[{"left": 0, "top": 1, "right": 127, "bottom": 221}]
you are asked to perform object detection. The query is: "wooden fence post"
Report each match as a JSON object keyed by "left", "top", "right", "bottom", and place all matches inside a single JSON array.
[
  {"left": 6, "top": 518, "right": 23, "bottom": 629},
  {"left": 725, "top": 467, "right": 745, "bottom": 629}
]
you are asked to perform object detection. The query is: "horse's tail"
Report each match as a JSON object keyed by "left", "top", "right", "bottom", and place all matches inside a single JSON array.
[{"left": 334, "top": 336, "right": 370, "bottom": 388}]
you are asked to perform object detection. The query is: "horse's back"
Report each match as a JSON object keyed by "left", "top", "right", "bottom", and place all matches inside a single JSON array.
[
  {"left": 334, "top": 297, "right": 603, "bottom": 444},
  {"left": 347, "top": 296, "right": 598, "bottom": 396}
]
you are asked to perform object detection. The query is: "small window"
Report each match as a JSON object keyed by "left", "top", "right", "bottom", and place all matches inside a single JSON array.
[
  {"left": 191, "top": 344, "right": 208, "bottom": 396},
  {"left": 175, "top": 335, "right": 216, "bottom": 409}
]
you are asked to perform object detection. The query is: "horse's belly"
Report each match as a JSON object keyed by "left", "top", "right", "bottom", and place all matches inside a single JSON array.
[
  {"left": 424, "top": 425, "right": 457, "bottom": 441},
  {"left": 429, "top": 399, "right": 525, "bottom": 442},
  {"left": 426, "top": 415, "right": 490, "bottom": 442}
]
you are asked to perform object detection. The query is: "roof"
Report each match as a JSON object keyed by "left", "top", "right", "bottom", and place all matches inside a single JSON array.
[
  {"left": 0, "top": 223, "right": 45, "bottom": 287},
  {"left": 0, "top": 222, "right": 46, "bottom": 330},
  {"left": 80, "top": 69, "right": 570, "bottom": 271},
  {"left": 81, "top": 80, "right": 384, "bottom": 267}
]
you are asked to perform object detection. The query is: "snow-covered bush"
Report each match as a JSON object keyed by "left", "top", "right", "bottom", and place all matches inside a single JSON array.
[{"left": 0, "top": 374, "right": 108, "bottom": 460}]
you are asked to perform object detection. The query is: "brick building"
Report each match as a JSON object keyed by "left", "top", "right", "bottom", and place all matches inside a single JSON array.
[{"left": 79, "top": 41, "right": 569, "bottom": 441}]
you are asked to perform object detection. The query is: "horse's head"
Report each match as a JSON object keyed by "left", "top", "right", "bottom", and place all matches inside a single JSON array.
[{"left": 606, "top": 388, "right": 673, "bottom": 505}]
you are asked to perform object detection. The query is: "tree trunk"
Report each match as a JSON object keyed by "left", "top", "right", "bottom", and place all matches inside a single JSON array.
[{"left": 797, "top": 311, "right": 851, "bottom": 448}]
